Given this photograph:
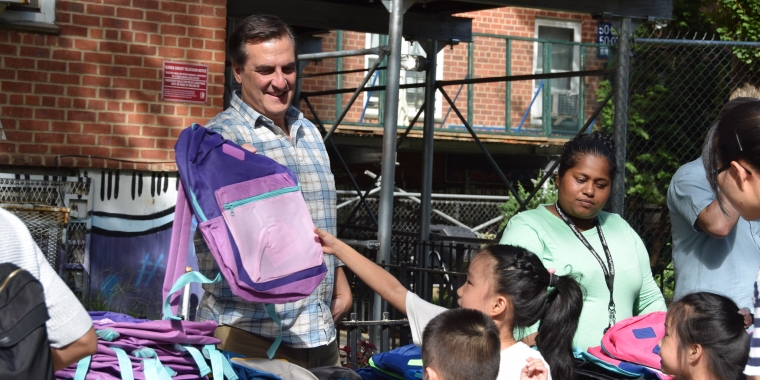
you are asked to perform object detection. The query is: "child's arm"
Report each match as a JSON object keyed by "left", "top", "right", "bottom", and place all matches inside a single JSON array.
[
  {"left": 315, "top": 228, "right": 409, "bottom": 315},
  {"left": 520, "top": 357, "right": 548, "bottom": 380}
]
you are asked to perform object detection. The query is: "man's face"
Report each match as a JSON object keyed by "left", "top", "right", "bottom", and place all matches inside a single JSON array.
[{"left": 233, "top": 37, "right": 296, "bottom": 125}]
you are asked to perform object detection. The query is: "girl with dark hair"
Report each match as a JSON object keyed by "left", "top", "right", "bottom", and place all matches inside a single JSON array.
[
  {"left": 500, "top": 131, "right": 666, "bottom": 350},
  {"left": 315, "top": 229, "right": 583, "bottom": 380},
  {"left": 658, "top": 292, "right": 749, "bottom": 380},
  {"left": 701, "top": 99, "right": 760, "bottom": 379}
]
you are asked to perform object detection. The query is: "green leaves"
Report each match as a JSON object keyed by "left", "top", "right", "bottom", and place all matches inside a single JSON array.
[{"left": 497, "top": 171, "right": 558, "bottom": 232}]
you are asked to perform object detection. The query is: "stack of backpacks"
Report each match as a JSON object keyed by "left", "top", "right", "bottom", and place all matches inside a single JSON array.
[{"left": 55, "top": 311, "right": 237, "bottom": 380}]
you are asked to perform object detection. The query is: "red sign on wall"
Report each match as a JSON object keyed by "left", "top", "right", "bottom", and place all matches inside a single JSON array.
[{"left": 162, "top": 61, "right": 209, "bottom": 103}]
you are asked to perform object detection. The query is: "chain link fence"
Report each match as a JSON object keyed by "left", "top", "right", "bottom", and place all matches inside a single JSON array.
[{"left": 624, "top": 36, "right": 760, "bottom": 299}]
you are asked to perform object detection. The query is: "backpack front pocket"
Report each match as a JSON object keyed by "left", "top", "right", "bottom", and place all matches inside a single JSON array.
[{"left": 215, "top": 173, "right": 324, "bottom": 283}]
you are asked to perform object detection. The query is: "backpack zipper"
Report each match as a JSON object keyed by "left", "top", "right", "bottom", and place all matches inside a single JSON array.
[{"left": 223, "top": 185, "right": 301, "bottom": 216}]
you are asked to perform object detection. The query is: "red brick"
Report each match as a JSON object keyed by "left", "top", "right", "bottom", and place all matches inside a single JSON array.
[
  {"left": 116, "top": 7, "right": 143, "bottom": 19},
  {"left": 133, "top": 0, "right": 159, "bottom": 10},
  {"left": 132, "top": 21, "right": 158, "bottom": 33},
  {"left": 84, "top": 52, "right": 112, "bottom": 64},
  {"left": 129, "top": 67, "right": 157, "bottom": 79},
  {"left": 191, "top": 39, "right": 203, "bottom": 49},
  {"left": 68, "top": 62, "right": 98, "bottom": 74},
  {"left": 106, "top": 101, "right": 120, "bottom": 111},
  {"left": 144, "top": 57, "right": 163, "bottom": 68},
  {"left": 102, "top": 17, "right": 129, "bottom": 29},
  {"left": 205, "top": 40, "right": 225, "bottom": 51},
  {"left": 164, "top": 36, "right": 176, "bottom": 46},
  {"left": 37, "top": 60, "right": 67, "bottom": 72},
  {"left": 89, "top": 29, "right": 103, "bottom": 39},
  {"left": 141, "top": 126, "right": 167, "bottom": 137},
  {"left": 35, "top": 133, "right": 64, "bottom": 144},
  {"left": 188, "top": 50, "right": 212, "bottom": 60},
  {"left": 59, "top": 0, "right": 85, "bottom": 12},
  {"left": 149, "top": 34, "right": 162, "bottom": 45},
  {"left": 68, "top": 110, "right": 96, "bottom": 122},
  {"left": 88, "top": 99, "right": 106, "bottom": 110},
  {"left": 158, "top": 47, "right": 184, "bottom": 58},
  {"left": 3, "top": 82, "right": 32, "bottom": 93},
  {"left": 67, "top": 86, "right": 97, "bottom": 97},
  {"left": 134, "top": 32, "right": 148, "bottom": 43},
  {"left": 24, "top": 95, "right": 39, "bottom": 106},
  {"left": 129, "top": 113, "right": 155, "bottom": 124},
  {"left": 155, "top": 138, "right": 176, "bottom": 149},
  {"left": 99, "top": 66, "right": 127, "bottom": 77},
  {"left": 51, "top": 121, "right": 81, "bottom": 133},
  {"left": 4, "top": 57, "right": 35, "bottom": 69},
  {"left": 174, "top": 14, "right": 199, "bottom": 26},
  {"left": 82, "top": 76, "right": 111, "bottom": 87},
  {"left": 51, "top": 145, "right": 81, "bottom": 155},
  {"left": 98, "top": 135, "right": 127, "bottom": 146},
  {"left": 140, "top": 149, "right": 168, "bottom": 160},
  {"left": 72, "top": 99, "right": 86, "bottom": 109},
  {"left": 36, "top": 84, "right": 66, "bottom": 95},
  {"left": 149, "top": 104, "right": 161, "bottom": 114},
  {"left": 20, "top": 120, "right": 49, "bottom": 131},
  {"left": 129, "top": 44, "right": 156, "bottom": 56},
  {"left": 87, "top": 3, "right": 115, "bottom": 16},
  {"left": 156, "top": 115, "right": 183, "bottom": 127},
  {"left": 135, "top": 103, "right": 149, "bottom": 113},
  {"left": 18, "top": 70, "right": 48, "bottom": 82},
  {"left": 161, "top": 25, "right": 186, "bottom": 36},
  {"left": 0, "top": 43, "right": 17, "bottom": 55},
  {"left": 161, "top": 2, "right": 187, "bottom": 12},
  {"left": 19, "top": 144, "right": 48, "bottom": 154},
  {"left": 128, "top": 137, "right": 155, "bottom": 147},
  {"left": 5, "top": 131, "right": 33, "bottom": 141},
  {"left": 98, "top": 88, "right": 127, "bottom": 99},
  {"left": 82, "top": 123, "right": 112, "bottom": 134},
  {"left": 67, "top": 133, "right": 97, "bottom": 145},
  {"left": 50, "top": 73, "right": 80, "bottom": 85},
  {"left": 74, "top": 39, "right": 98, "bottom": 51},
  {"left": 52, "top": 49, "right": 81, "bottom": 61},
  {"left": 98, "top": 112, "right": 126, "bottom": 123},
  {"left": 112, "top": 148, "right": 140, "bottom": 158},
  {"left": 114, "top": 55, "right": 142, "bottom": 66},
  {"left": 0, "top": 69, "right": 15, "bottom": 80},
  {"left": 99, "top": 41, "right": 128, "bottom": 53},
  {"left": 9, "top": 94, "right": 23, "bottom": 104},
  {"left": 104, "top": 30, "right": 119, "bottom": 40},
  {"left": 146, "top": 11, "right": 171, "bottom": 23},
  {"left": 72, "top": 14, "right": 100, "bottom": 27},
  {"left": 128, "top": 90, "right": 156, "bottom": 101},
  {"left": 35, "top": 108, "right": 65, "bottom": 120},
  {"left": 200, "top": 16, "right": 225, "bottom": 28},
  {"left": 113, "top": 124, "right": 140, "bottom": 135},
  {"left": 113, "top": 78, "right": 141, "bottom": 89},
  {"left": 82, "top": 147, "right": 111, "bottom": 157}
]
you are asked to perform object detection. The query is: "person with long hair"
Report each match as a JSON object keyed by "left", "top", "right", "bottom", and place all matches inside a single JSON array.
[
  {"left": 701, "top": 99, "right": 760, "bottom": 379},
  {"left": 315, "top": 229, "right": 582, "bottom": 379},
  {"left": 500, "top": 131, "right": 666, "bottom": 350}
]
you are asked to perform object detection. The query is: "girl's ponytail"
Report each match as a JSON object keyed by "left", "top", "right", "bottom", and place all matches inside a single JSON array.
[
  {"left": 535, "top": 274, "right": 583, "bottom": 380},
  {"left": 481, "top": 245, "right": 584, "bottom": 380}
]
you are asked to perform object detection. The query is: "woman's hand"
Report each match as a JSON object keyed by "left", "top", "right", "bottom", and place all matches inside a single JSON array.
[{"left": 520, "top": 357, "right": 548, "bottom": 380}]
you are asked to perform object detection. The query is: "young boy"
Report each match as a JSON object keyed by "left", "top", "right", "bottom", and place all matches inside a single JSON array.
[{"left": 421, "top": 308, "right": 501, "bottom": 380}]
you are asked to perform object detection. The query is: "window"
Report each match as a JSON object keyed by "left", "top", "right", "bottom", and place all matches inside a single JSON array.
[
  {"left": 363, "top": 34, "right": 443, "bottom": 124},
  {"left": 530, "top": 19, "right": 581, "bottom": 125},
  {"left": 0, "top": 0, "right": 58, "bottom": 32}
]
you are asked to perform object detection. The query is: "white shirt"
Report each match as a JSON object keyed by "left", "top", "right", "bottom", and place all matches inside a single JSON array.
[{"left": 405, "top": 291, "right": 552, "bottom": 380}]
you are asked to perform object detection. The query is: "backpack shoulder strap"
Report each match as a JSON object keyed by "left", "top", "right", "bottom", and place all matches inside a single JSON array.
[{"left": 162, "top": 182, "right": 193, "bottom": 316}]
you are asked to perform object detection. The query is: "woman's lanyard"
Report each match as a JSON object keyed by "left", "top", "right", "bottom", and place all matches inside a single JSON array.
[{"left": 554, "top": 202, "right": 617, "bottom": 332}]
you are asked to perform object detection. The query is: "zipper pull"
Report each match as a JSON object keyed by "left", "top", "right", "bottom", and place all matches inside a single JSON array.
[{"left": 225, "top": 204, "right": 235, "bottom": 216}]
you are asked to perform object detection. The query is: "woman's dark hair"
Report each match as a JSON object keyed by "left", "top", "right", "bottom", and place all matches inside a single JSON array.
[
  {"left": 557, "top": 131, "right": 617, "bottom": 179},
  {"left": 703, "top": 100, "right": 760, "bottom": 208},
  {"left": 479, "top": 244, "right": 584, "bottom": 380},
  {"left": 228, "top": 14, "right": 297, "bottom": 70},
  {"left": 667, "top": 292, "right": 749, "bottom": 380}
]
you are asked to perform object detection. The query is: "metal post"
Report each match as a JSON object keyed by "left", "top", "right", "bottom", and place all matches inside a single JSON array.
[
  {"left": 505, "top": 38, "right": 512, "bottom": 131},
  {"left": 374, "top": 0, "right": 404, "bottom": 342},
  {"left": 611, "top": 17, "right": 631, "bottom": 216},
  {"left": 467, "top": 41, "right": 474, "bottom": 126},
  {"left": 578, "top": 45, "right": 586, "bottom": 132},
  {"left": 336, "top": 30, "right": 344, "bottom": 120},
  {"left": 542, "top": 42, "right": 552, "bottom": 135},
  {"left": 419, "top": 39, "right": 438, "bottom": 300}
]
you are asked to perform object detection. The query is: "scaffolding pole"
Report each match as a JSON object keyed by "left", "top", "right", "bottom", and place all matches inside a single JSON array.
[
  {"left": 612, "top": 17, "right": 631, "bottom": 216},
  {"left": 374, "top": 0, "right": 404, "bottom": 342}
]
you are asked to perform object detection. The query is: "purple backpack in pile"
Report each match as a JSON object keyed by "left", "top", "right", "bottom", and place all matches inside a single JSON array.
[
  {"left": 163, "top": 124, "right": 327, "bottom": 309},
  {"left": 56, "top": 311, "right": 236, "bottom": 380}
]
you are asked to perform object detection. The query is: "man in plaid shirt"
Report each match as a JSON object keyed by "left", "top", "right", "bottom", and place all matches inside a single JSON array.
[{"left": 194, "top": 14, "right": 352, "bottom": 368}]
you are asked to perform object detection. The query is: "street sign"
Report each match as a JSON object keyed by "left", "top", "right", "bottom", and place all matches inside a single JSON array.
[
  {"left": 162, "top": 61, "right": 209, "bottom": 103},
  {"left": 597, "top": 21, "right": 618, "bottom": 59}
]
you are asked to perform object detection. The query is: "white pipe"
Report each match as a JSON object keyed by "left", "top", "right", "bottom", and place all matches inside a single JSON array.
[
  {"left": 336, "top": 189, "right": 510, "bottom": 201},
  {"left": 471, "top": 215, "right": 504, "bottom": 232}
]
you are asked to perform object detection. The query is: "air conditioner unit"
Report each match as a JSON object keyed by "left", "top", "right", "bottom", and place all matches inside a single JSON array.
[{"left": 552, "top": 92, "right": 579, "bottom": 117}]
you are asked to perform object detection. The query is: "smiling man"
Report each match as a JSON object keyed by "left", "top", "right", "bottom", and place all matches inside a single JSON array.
[{"left": 195, "top": 14, "right": 351, "bottom": 368}]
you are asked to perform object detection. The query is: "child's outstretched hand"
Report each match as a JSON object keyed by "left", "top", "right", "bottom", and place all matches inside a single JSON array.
[
  {"left": 314, "top": 228, "right": 341, "bottom": 255},
  {"left": 520, "top": 357, "right": 548, "bottom": 380}
]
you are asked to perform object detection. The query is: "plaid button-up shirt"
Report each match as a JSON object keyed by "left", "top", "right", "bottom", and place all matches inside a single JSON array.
[{"left": 195, "top": 90, "right": 339, "bottom": 348}]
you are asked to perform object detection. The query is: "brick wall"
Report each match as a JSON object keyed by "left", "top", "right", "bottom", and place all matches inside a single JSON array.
[
  {"left": 0, "top": 0, "right": 227, "bottom": 171},
  {"left": 300, "top": 7, "right": 609, "bottom": 132}
]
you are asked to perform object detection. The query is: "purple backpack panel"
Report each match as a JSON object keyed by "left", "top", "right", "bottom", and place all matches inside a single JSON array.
[{"left": 164, "top": 124, "right": 327, "bottom": 311}]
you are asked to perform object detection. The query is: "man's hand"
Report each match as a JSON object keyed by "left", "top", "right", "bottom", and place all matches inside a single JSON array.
[
  {"left": 241, "top": 143, "right": 257, "bottom": 154},
  {"left": 740, "top": 307, "right": 753, "bottom": 329},
  {"left": 331, "top": 267, "right": 352, "bottom": 324}
]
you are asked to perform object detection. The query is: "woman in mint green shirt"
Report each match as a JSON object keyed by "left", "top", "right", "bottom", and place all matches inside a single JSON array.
[{"left": 500, "top": 131, "right": 666, "bottom": 350}]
